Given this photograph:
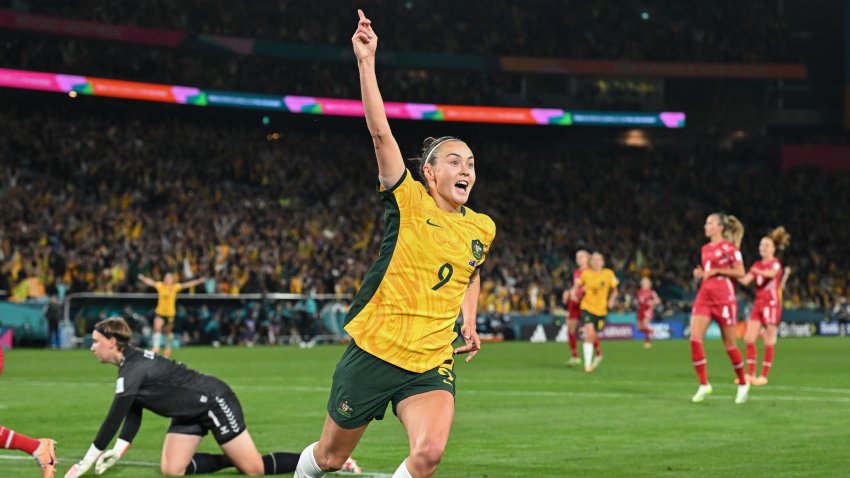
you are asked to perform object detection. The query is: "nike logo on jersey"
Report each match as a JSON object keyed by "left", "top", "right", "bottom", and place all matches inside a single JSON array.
[{"left": 426, "top": 219, "right": 443, "bottom": 228}]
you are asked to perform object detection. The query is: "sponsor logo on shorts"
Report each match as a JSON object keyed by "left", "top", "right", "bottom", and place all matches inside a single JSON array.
[{"left": 337, "top": 400, "right": 354, "bottom": 418}]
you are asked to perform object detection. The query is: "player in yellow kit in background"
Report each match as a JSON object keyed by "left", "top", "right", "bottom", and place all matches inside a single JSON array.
[
  {"left": 138, "top": 273, "right": 205, "bottom": 357},
  {"left": 293, "top": 9, "right": 496, "bottom": 478},
  {"left": 571, "top": 252, "right": 619, "bottom": 373}
]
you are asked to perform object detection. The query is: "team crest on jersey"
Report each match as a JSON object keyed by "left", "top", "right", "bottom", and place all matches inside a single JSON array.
[
  {"left": 337, "top": 400, "right": 354, "bottom": 418},
  {"left": 471, "top": 239, "right": 484, "bottom": 260}
]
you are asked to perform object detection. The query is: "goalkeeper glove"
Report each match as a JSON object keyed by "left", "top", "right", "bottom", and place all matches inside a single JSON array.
[
  {"left": 95, "top": 439, "right": 131, "bottom": 475},
  {"left": 64, "top": 444, "right": 102, "bottom": 478}
]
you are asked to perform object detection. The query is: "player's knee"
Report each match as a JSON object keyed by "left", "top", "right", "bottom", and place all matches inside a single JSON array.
[
  {"left": 410, "top": 440, "right": 446, "bottom": 471},
  {"left": 160, "top": 462, "right": 186, "bottom": 476},
  {"left": 313, "top": 448, "right": 346, "bottom": 472}
]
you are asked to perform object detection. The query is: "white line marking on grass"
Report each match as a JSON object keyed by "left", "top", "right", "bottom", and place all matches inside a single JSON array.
[
  {"left": 11, "top": 379, "right": 850, "bottom": 403},
  {"left": 0, "top": 454, "right": 392, "bottom": 476}
]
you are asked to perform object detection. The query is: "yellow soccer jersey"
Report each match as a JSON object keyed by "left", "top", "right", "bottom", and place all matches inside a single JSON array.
[
  {"left": 344, "top": 169, "right": 497, "bottom": 373},
  {"left": 579, "top": 268, "right": 619, "bottom": 317},
  {"left": 154, "top": 282, "right": 183, "bottom": 318}
]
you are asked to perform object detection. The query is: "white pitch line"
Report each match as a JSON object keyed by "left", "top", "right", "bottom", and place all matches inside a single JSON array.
[
  {"left": 7, "top": 380, "right": 850, "bottom": 403},
  {"left": 0, "top": 454, "right": 391, "bottom": 476}
]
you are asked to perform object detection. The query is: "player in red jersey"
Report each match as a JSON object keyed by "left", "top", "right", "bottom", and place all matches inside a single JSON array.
[
  {"left": 0, "top": 348, "right": 58, "bottom": 478},
  {"left": 689, "top": 213, "right": 750, "bottom": 404},
  {"left": 635, "top": 277, "right": 661, "bottom": 348},
  {"left": 562, "top": 250, "right": 589, "bottom": 366},
  {"left": 738, "top": 227, "right": 791, "bottom": 386}
]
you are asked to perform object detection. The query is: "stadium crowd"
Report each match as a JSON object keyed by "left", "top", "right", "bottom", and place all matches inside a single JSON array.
[
  {"left": 2, "top": 107, "right": 848, "bottom": 330},
  {"left": 12, "top": 0, "right": 795, "bottom": 62},
  {"left": 2, "top": 0, "right": 797, "bottom": 112}
]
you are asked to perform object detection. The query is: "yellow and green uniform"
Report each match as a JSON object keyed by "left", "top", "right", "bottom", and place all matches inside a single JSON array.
[
  {"left": 579, "top": 268, "right": 619, "bottom": 317},
  {"left": 154, "top": 282, "right": 183, "bottom": 319},
  {"left": 344, "top": 169, "right": 497, "bottom": 373}
]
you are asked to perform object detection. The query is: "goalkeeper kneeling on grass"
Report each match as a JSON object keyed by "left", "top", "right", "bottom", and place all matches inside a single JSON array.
[{"left": 64, "top": 317, "right": 310, "bottom": 477}]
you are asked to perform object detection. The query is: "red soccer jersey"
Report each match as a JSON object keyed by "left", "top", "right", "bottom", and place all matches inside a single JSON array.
[
  {"left": 636, "top": 288, "right": 660, "bottom": 321},
  {"left": 570, "top": 268, "right": 587, "bottom": 303},
  {"left": 699, "top": 240, "right": 743, "bottom": 293},
  {"left": 751, "top": 258, "right": 782, "bottom": 305}
]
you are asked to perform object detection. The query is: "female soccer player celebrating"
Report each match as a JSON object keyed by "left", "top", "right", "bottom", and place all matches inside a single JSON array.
[
  {"left": 138, "top": 273, "right": 205, "bottom": 357},
  {"left": 690, "top": 213, "right": 749, "bottom": 404},
  {"left": 293, "top": 10, "right": 496, "bottom": 478},
  {"left": 64, "top": 318, "right": 299, "bottom": 477},
  {"left": 636, "top": 277, "right": 661, "bottom": 348},
  {"left": 570, "top": 252, "right": 618, "bottom": 372},
  {"left": 738, "top": 227, "right": 791, "bottom": 386},
  {"left": 562, "top": 250, "right": 589, "bottom": 365}
]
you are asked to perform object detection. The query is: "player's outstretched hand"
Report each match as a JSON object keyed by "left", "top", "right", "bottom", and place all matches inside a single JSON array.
[
  {"left": 453, "top": 325, "right": 481, "bottom": 362},
  {"left": 352, "top": 9, "right": 377, "bottom": 60}
]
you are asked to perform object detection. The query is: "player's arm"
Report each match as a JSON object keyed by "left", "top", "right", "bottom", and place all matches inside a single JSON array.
[
  {"left": 561, "top": 287, "right": 571, "bottom": 305},
  {"left": 738, "top": 271, "right": 754, "bottom": 286},
  {"left": 136, "top": 274, "right": 156, "bottom": 288},
  {"left": 179, "top": 277, "right": 206, "bottom": 289},
  {"left": 65, "top": 395, "right": 135, "bottom": 477},
  {"left": 570, "top": 278, "right": 584, "bottom": 299},
  {"left": 779, "top": 267, "right": 792, "bottom": 291},
  {"left": 693, "top": 266, "right": 704, "bottom": 280},
  {"left": 607, "top": 285, "right": 619, "bottom": 310},
  {"left": 454, "top": 268, "right": 482, "bottom": 362},
  {"left": 704, "top": 263, "right": 745, "bottom": 280},
  {"left": 751, "top": 265, "right": 781, "bottom": 279},
  {"left": 353, "top": 9, "right": 404, "bottom": 188},
  {"left": 94, "top": 403, "right": 142, "bottom": 475},
  {"left": 650, "top": 291, "right": 661, "bottom": 307}
]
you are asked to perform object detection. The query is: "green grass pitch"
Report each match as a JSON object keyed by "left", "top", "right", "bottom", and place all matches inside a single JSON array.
[{"left": 2, "top": 338, "right": 849, "bottom": 477}]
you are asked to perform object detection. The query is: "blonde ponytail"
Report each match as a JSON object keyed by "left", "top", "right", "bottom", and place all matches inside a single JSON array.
[
  {"left": 767, "top": 226, "right": 791, "bottom": 251},
  {"left": 724, "top": 215, "right": 745, "bottom": 248}
]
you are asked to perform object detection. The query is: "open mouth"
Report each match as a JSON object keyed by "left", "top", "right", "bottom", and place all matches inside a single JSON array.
[{"left": 454, "top": 180, "right": 469, "bottom": 192}]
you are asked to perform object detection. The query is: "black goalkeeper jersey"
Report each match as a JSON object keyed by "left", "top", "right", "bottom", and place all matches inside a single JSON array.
[
  {"left": 116, "top": 346, "right": 230, "bottom": 417},
  {"left": 92, "top": 346, "right": 232, "bottom": 449}
]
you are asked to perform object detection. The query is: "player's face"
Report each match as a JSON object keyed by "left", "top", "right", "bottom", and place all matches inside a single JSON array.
[
  {"left": 576, "top": 252, "right": 589, "bottom": 268},
  {"left": 641, "top": 278, "right": 651, "bottom": 289},
  {"left": 759, "top": 237, "right": 775, "bottom": 259},
  {"left": 90, "top": 331, "right": 119, "bottom": 364},
  {"left": 590, "top": 254, "right": 604, "bottom": 270},
  {"left": 164, "top": 273, "right": 174, "bottom": 285},
  {"left": 426, "top": 141, "right": 475, "bottom": 210},
  {"left": 704, "top": 215, "right": 721, "bottom": 238}
]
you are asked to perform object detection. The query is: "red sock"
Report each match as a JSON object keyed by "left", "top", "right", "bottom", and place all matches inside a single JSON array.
[
  {"left": 761, "top": 345, "right": 775, "bottom": 378},
  {"left": 642, "top": 326, "right": 652, "bottom": 343},
  {"left": 690, "top": 340, "right": 708, "bottom": 385},
  {"left": 568, "top": 330, "right": 578, "bottom": 358},
  {"left": 0, "top": 426, "right": 40, "bottom": 454},
  {"left": 594, "top": 339, "right": 602, "bottom": 356},
  {"left": 745, "top": 342, "right": 757, "bottom": 376},
  {"left": 726, "top": 345, "right": 747, "bottom": 384}
]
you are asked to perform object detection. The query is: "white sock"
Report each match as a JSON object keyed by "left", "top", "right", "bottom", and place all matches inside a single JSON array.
[
  {"left": 392, "top": 459, "right": 413, "bottom": 478},
  {"left": 583, "top": 342, "right": 594, "bottom": 366},
  {"left": 294, "top": 442, "right": 324, "bottom": 478},
  {"left": 166, "top": 333, "right": 174, "bottom": 348},
  {"left": 152, "top": 332, "right": 162, "bottom": 349}
]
